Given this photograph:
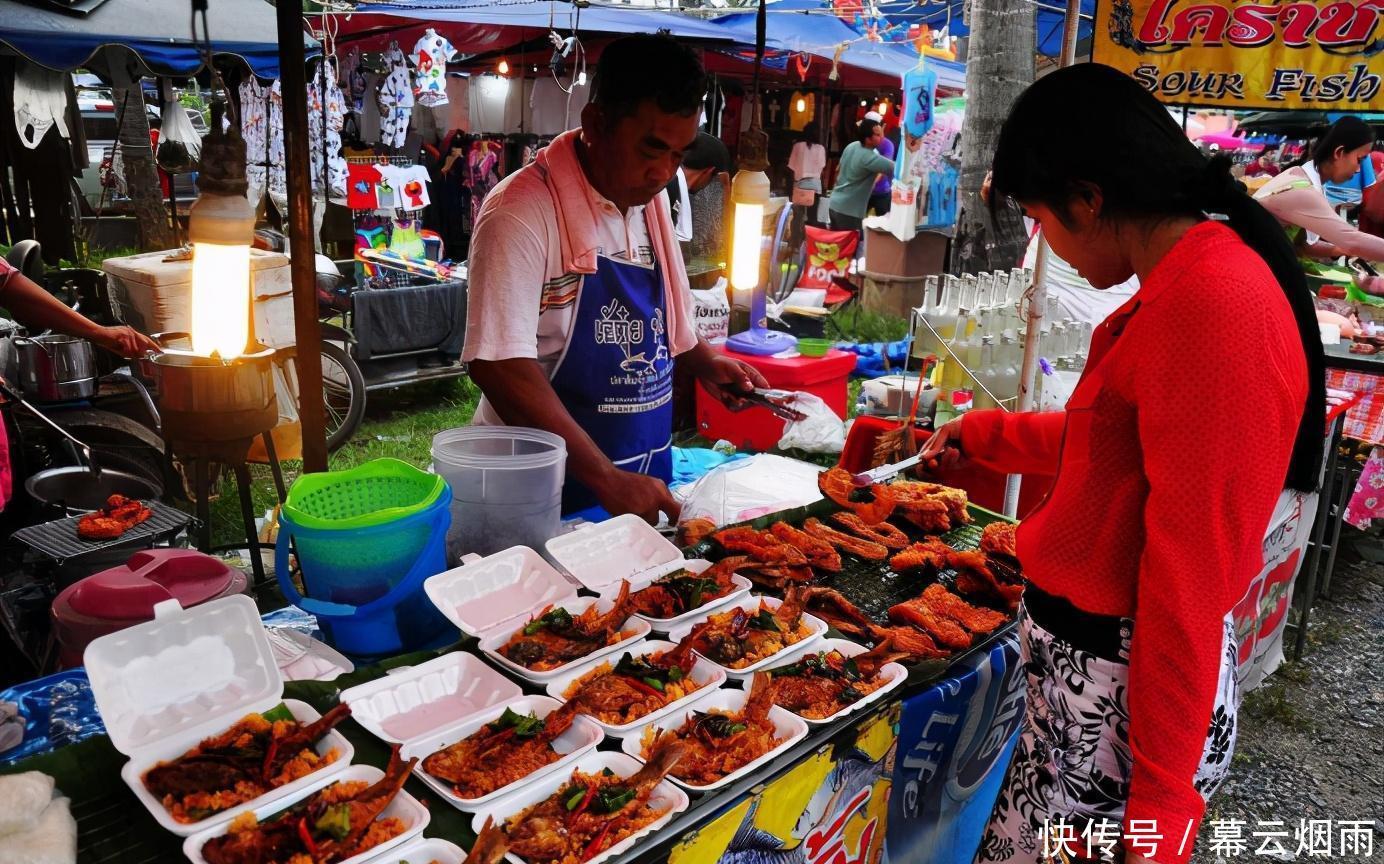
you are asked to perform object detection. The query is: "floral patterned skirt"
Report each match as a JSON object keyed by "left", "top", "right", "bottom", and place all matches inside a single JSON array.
[{"left": 974, "top": 594, "right": 1238, "bottom": 863}]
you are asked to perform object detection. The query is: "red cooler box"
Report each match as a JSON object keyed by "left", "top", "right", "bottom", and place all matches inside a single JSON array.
[{"left": 695, "top": 345, "right": 857, "bottom": 451}]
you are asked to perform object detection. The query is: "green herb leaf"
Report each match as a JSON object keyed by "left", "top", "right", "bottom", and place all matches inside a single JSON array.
[
  {"left": 843, "top": 658, "right": 861, "bottom": 681},
  {"left": 564, "top": 786, "right": 588, "bottom": 811},
  {"left": 601, "top": 767, "right": 615, "bottom": 777},
  {"left": 749, "top": 609, "right": 780, "bottom": 632},
  {"left": 260, "top": 703, "right": 295, "bottom": 723},
  {"left": 694, "top": 712, "right": 749, "bottom": 738},
  {"left": 593, "top": 786, "right": 637, "bottom": 815},
  {"left": 667, "top": 666, "right": 684, "bottom": 682},
  {"left": 313, "top": 804, "right": 352, "bottom": 841},
  {"left": 523, "top": 607, "right": 574, "bottom": 636},
  {"left": 495, "top": 707, "right": 545, "bottom": 739}
]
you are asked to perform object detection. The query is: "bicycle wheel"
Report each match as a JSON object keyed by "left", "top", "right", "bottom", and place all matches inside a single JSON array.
[{"left": 319, "top": 340, "right": 366, "bottom": 451}]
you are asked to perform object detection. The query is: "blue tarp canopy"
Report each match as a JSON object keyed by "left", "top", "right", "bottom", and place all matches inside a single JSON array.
[
  {"left": 354, "top": 0, "right": 741, "bottom": 42},
  {"left": 876, "top": 0, "right": 1094, "bottom": 58},
  {"left": 713, "top": 0, "right": 966, "bottom": 88},
  {"left": 0, "top": 0, "right": 314, "bottom": 79}
]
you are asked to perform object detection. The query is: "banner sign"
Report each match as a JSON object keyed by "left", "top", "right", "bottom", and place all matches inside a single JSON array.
[
  {"left": 1093, "top": 0, "right": 1384, "bottom": 109},
  {"left": 887, "top": 633, "right": 1023, "bottom": 864},
  {"left": 669, "top": 705, "right": 897, "bottom": 864}
]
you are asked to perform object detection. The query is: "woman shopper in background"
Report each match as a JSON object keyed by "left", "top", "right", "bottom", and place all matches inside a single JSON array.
[
  {"left": 922, "top": 64, "right": 1322, "bottom": 864},
  {"left": 787, "top": 121, "right": 826, "bottom": 249}
]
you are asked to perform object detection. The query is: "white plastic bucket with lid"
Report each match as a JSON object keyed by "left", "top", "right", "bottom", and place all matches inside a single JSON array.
[{"left": 431, "top": 426, "right": 566, "bottom": 560}]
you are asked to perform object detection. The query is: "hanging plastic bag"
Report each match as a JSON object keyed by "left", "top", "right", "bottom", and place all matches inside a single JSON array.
[
  {"left": 777, "top": 391, "right": 845, "bottom": 454},
  {"left": 690, "top": 277, "right": 730, "bottom": 341},
  {"left": 156, "top": 99, "right": 202, "bottom": 174}
]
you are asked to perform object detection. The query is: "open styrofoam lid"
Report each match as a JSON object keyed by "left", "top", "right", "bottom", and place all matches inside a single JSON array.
[
  {"left": 545, "top": 514, "right": 684, "bottom": 592},
  {"left": 84, "top": 595, "right": 282, "bottom": 755},
  {"left": 423, "top": 546, "right": 578, "bottom": 638}
]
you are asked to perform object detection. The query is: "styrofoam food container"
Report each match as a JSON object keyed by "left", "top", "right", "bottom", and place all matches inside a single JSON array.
[
  {"left": 665, "top": 595, "right": 828, "bottom": 679},
  {"left": 403, "top": 695, "right": 604, "bottom": 811},
  {"left": 341, "top": 652, "right": 522, "bottom": 745},
  {"left": 758, "top": 638, "right": 908, "bottom": 726},
  {"left": 380, "top": 837, "right": 468, "bottom": 864},
  {"left": 543, "top": 640, "right": 726, "bottom": 735},
  {"left": 617, "top": 687, "right": 809, "bottom": 793},
  {"left": 84, "top": 596, "right": 353, "bottom": 837},
  {"left": 620, "top": 560, "right": 754, "bottom": 632},
  {"left": 183, "top": 763, "right": 429, "bottom": 864},
  {"left": 424, "top": 546, "right": 651, "bottom": 684},
  {"left": 469, "top": 751, "right": 689, "bottom": 864}
]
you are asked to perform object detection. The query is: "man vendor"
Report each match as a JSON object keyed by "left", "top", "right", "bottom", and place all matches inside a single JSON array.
[{"left": 463, "top": 34, "right": 767, "bottom": 524}]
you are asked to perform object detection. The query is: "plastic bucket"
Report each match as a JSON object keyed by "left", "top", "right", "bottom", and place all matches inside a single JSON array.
[
  {"left": 431, "top": 426, "right": 566, "bottom": 560},
  {"left": 275, "top": 461, "right": 457, "bottom": 656}
]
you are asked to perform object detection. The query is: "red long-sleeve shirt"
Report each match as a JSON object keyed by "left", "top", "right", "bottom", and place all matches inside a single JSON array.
[{"left": 961, "top": 222, "right": 1307, "bottom": 863}]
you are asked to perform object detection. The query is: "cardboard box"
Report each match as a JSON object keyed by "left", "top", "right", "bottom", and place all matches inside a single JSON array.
[{"left": 863, "top": 227, "right": 947, "bottom": 279}]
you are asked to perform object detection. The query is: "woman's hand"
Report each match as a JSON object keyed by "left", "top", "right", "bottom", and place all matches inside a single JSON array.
[
  {"left": 92, "top": 325, "right": 159, "bottom": 358},
  {"left": 918, "top": 418, "right": 965, "bottom": 473}
]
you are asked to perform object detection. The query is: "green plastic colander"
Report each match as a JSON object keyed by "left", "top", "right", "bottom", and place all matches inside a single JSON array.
[{"left": 283, "top": 458, "right": 449, "bottom": 531}]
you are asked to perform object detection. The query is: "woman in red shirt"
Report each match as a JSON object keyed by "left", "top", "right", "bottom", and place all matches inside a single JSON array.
[{"left": 924, "top": 65, "right": 1322, "bottom": 864}]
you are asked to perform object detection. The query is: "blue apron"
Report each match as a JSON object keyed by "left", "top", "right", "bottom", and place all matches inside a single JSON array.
[{"left": 551, "top": 254, "right": 674, "bottom": 514}]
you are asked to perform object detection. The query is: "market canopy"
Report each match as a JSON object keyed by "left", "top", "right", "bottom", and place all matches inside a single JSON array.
[
  {"left": 873, "top": 0, "right": 1095, "bottom": 58},
  {"left": 712, "top": 0, "right": 966, "bottom": 89},
  {"left": 0, "top": 0, "right": 315, "bottom": 78},
  {"left": 349, "top": 0, "right": 742, "bottom": 43}
]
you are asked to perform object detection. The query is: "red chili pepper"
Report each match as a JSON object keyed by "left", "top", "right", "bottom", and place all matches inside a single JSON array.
[
  {"left": 297, "top": 817, "right": 318, "bottom": 858},
  {"left": 582, "top": 822, "right": 615, "bottom": 861},
  {"left": 623, "top": 676, "right": 663, "bottom": 700},
  {"left": 571, "top": 781, "right": 598, "bottom": 817}
]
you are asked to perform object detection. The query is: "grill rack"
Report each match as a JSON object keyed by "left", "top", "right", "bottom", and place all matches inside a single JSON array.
[{"left": 13, "top": 502, "right": 194, "bottom": 564}]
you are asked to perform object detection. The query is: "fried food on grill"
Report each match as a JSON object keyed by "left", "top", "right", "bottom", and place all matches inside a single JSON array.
[
  {"left": 828, "top": 512, "right": 910, "bottom": 550},
  {"left": 143, "top": 704, "right": 349, "bottom": 824},
  {"left": 800, "top": 587, "right": 948, "bottom": 661},
  {"left": 561, "top": 640, "right": 705, "bottom": 727},
  {"left": 498, "top": 739, "right": 684, "bottom": 864},
  {"left": 685, "top": 588, "right": 814, "bottom": 670},
  {"left": 713, "top": 527, "right": 809, "bottom": 566},
  {"left": 631, "top": 559, "right": 743, "bottom": 619},
  {"left": 890, "top": 538, "right": 954, "bottom": 574},
  {"left": 77, "top": 494, "right": 153, "bottom": 540},
  {"left": 769, "top": 642, "right": 905, "bottom": 720},
  {"left": 817, "top": 468, "right": 896, "bottom": 524},
  {"left": 422, "top": 702, "right": 581, "bottom": 799},
  {"left": 888, "top": 596, "right": 972, "bottom": 650},
  {"left": 741, "top": 564, "right": 816, "bottom": 591},
  {"left": 677, "top": 517, "right": 718, "bottom": 548},
  {"left": 949, "top": 549, "right": 1025, "bottom": 609},
  {"left": 498, "top": 581, "right": 638, "bottom": 671},
  {"left": 918, "top": 583, "right": 1009, "bottom": 634},
  {"left": 202, "top": 746, "right": 413, "bottom": 864},
  {"left": 980, "top": 522, "right": 1018, "bottom": 559},
  {"left": 802, "top": 518, "right": 888, "bottom": 561},
  {"left": 640, "top": 673, "right": 782, "bottom": 786},
  {"left": 889, "top": 482, "right": 971, "bottom": 534},
  {"left": 769, "top": 521, "right": 842, "bottom": 573}
]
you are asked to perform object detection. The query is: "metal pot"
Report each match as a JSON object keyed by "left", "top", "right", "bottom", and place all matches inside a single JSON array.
[
  {"left": 147, "top": 332, "right": 278, "bottom": 443},
  {"left": 25, "top": 465, "right": 162, "bottom": 516},
  {"left": 16, "top": 335, "right": 97, "bottom": 402}
]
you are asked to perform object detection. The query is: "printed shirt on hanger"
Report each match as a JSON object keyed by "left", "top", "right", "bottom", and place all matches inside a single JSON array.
[{"left": 411, "top": 32, "right": 456, "bottom": 108}]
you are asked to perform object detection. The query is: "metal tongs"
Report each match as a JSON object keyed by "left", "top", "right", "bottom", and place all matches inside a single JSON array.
[{"left": 741, "top": 388, "right": 808, "bottom": 422}]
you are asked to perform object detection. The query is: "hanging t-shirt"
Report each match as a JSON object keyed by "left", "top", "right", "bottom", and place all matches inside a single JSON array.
[
  {"left": 530, "top": 77, "right": 586, "bottom": 136},
  {"left": 470, "top": 74, "right": 510, "bottom": 133},
  {"left": 411, "top": 31, "right": 456, "bottom": 108},
  {"left": 393, "top": 164, "right": 432, "bottom": 211},
  {"left": 377, "top": 47, "right": 415, "bottom": 149},
  {"left": 445, "top": 76, "right": 470, "bottom": 133},
  {"left": 346, "top": 163, "right": 382, "bottom": 210},
  {"left": 375, "top": 166, "right": 401, "bottom": 210}
]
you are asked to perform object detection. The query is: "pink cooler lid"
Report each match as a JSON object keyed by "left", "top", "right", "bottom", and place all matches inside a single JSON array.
[{"left": 66, "top": 549, "right": 237, "bottom": 620}]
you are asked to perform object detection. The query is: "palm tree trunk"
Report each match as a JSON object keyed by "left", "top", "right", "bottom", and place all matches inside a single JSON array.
[
  {"left": 953, "top": 0, "right": 1035, "bottom": 274},
  {"left": 113, "top": 83, "right": 174, "bottom": 251}
]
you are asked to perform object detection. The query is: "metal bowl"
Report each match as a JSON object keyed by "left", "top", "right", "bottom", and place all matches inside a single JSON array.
[
  {"left": 25, "top": 465, "right": 163, "bottom": 515},
  {"left": 147, "top": 332, "right": 278, "bottom": 443}
]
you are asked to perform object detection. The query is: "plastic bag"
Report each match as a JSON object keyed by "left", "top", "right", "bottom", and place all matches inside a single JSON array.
[
  {"left": 676, "top": 454, "right": 825, "bottom": 528},
  {"left": 156, "top": 99, "right": 202, "bottom": 174},
  {"left": 777, "top": 391, "right": 845, "bottom": 454},
  {"left": 690, "top": 278, "right": 730, "bottom": 342}
]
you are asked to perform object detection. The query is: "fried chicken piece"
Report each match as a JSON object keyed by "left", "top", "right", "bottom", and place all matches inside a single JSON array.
[
  {"left": 714, "top": 527, "right": 809, "bottom": 566},
  {"left": 889, "top": 482, "right": 971, "bottom": 534},
  {"left": 873, "top": 625, "right": 948, "bottom": 660},
  {"left": 951, "top": 551, "right": 1025, "bottom": 609},
  {"left": 800, "top": 588, "right": 948, "bottom": 661},
  {"left": 890, "top": 538, "right": 953, "bottom": 574},
  {"left": 802, "top": 519, "right": 888, "bottom": 561},
  {"left": 769, "top": 522, "right": 842, "bottom": 573},
  {"left": 919, "top": 584, "right": 1009, "bottom": 634},
  {"left": 829, "top": 512, "right": 910, "bottom": 551},
  {"left": 888, "top": 597, "right": 972, "bottom": 650},
  {"left": 743, "top": 565, "right": 816, "bottom": 591},
  {"left": 818, "top": 468, "right": 896, "bottom": 524},
  {"left": 980, "top": 522, "right": 1018, "bottom": 559},
  {"left": 678, "top": 517, "right": 718, "bottom": 548},
  {"left": 77, "top": 494, "right": 152, "bottom": 540}
]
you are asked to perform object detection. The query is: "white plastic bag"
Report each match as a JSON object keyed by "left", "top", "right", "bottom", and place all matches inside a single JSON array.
[
  {"left": 156, "top": 99, "right": 202, "bottom": 173},
  {"left": 676, "top": 455, "right": 825, "bottom": 527},
  {"left": 691, "top": 278, "right": 730, "bottom": 342},
  {"left": 777, "top": 391, "right": 845, "bottom": 454}
]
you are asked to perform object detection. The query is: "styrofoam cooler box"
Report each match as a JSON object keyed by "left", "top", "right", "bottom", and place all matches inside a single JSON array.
[
  {"left": 83, "top": 595, "right": 354, "bottom": 837},
  {"left": 616, "top": 687, "right": 808, "bottom": 793},
  {"left": 182, "top": 763, "right": 429, "bottom": 864},
  {"left": 102, "top": 248, "right": 295, "bottom": 348},
  {"left": 544, "top": 514, "right": 751, "bottom": 629},
  {"left": 423, "top": 546, "right": 650, "bottom": 685},
  {"left": 470, "top": 751, "right": 689, "bottom": 864}
]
